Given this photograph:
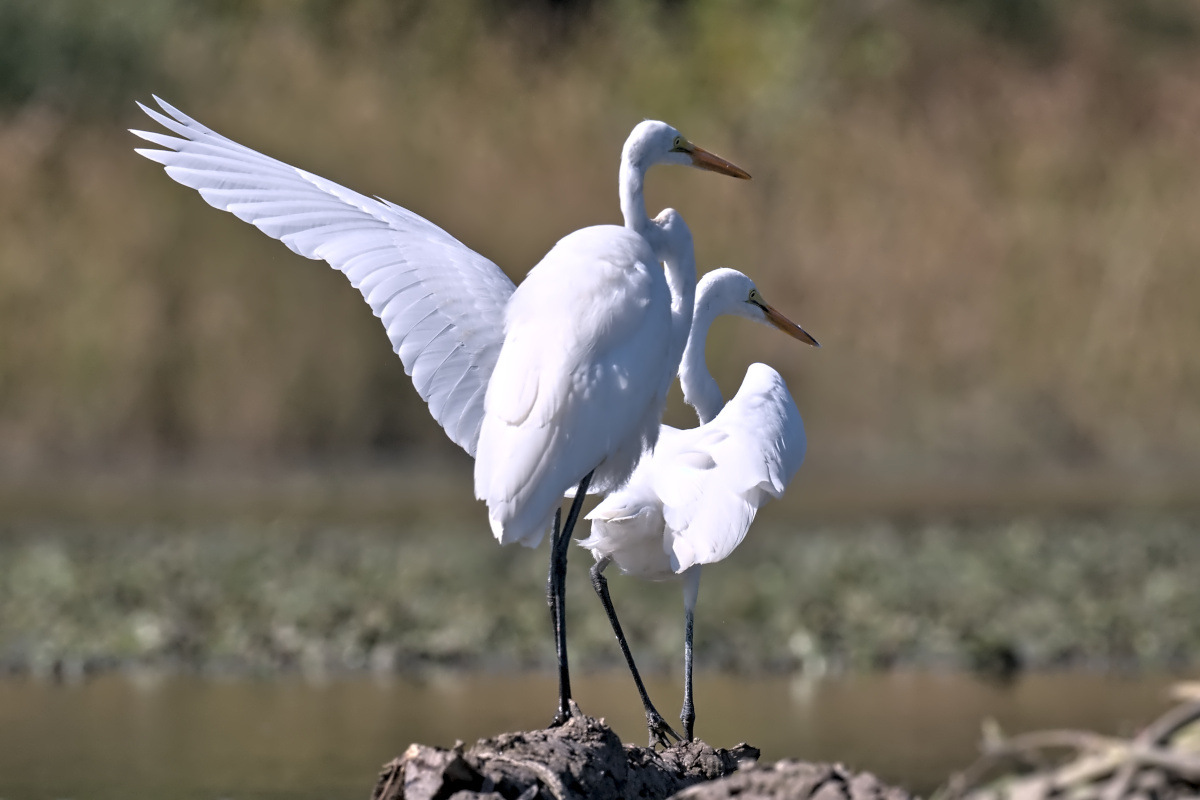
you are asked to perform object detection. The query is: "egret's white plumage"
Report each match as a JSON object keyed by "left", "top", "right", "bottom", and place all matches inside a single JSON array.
[
  {"left": 582, "top": 269, "right": 813, "bottom": 577},
  {"left": 131, "top": 98, "right": 513, "bottom": 456},
  {"left": 479, "top": 208, "right": 702, "bottom": 547},
  {"left": 131, "top": 100, "right": 752, "bottom": 724},
  {"left": 475, "top": 225, "right": 672, "bottom": 546},
  {"left": 130, "top": 100, "right": 746, "bottom": 543},
  {"left": 579, "top": 267, "right": 817, "bottom": 742},
  {"left": 584, "top": 362, "right": 805, "bottom": 577}
]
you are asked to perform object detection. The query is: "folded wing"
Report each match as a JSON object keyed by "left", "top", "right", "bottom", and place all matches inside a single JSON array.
[
  {"left": 475, "top": 226, "right": 673, "bottom": 547},
  {"left": 658, "top": 363, "right": 807, "bottom": 571}
]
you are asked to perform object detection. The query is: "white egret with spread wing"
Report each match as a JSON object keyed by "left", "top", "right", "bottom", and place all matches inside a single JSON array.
[
  {"left": 580, "top": 268, "right": 818, "bottom": 744},
  {"left": 130, "top": 99, "right": 750, "bottom": 724}
]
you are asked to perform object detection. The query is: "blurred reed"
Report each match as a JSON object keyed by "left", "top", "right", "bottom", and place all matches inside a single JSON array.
[{"left": 1, "top": 0, "right": 1199, "bottom": 501}]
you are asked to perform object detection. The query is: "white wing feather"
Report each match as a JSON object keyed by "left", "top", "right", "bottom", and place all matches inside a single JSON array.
[
  {"left": 475, "top": 226, "right": 672, "bottom": 548},
  {"left": 660, "top": 363, "right": 806, "bottom": 570},
  {"left": 584, "top": 363, "right": 806, "bottom": 577},
  {"left": 131, "top": 97, "right": 514, "bottom": 456}
]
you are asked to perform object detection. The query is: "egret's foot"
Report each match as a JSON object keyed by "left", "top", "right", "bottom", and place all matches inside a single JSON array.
[
  {"left": 548, "top": 698, "right": 583, "bottom": 728},
  {"left": 647, "top": 708, "right": 682, "bottom": 748},
  {"left": 682, "top": 705, "right": 695, "bottom": 743}
]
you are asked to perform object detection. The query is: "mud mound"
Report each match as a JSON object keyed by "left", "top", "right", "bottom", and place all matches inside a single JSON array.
[{"left": 371, "top": 704, "right": 914, "bottom": 800}]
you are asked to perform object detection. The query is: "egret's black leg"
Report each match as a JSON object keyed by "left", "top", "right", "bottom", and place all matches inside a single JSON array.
[
  {"left": 548, "top": 470, "right": 593, "bottom": 727},
  {"left": 680, "top": 566, "right": 701, "bottom": 742},
  {"left": 591, "top": 556, "right": 681, "bottom": 747},
  {"left": 546, "top": 508, "right": 564, "bottom": 714},
  {"left": 547, "top": 507, "right": 571, "bottom": 726},
  {"left": 681, "top": 605, "right": 695, "bottom": 742}
]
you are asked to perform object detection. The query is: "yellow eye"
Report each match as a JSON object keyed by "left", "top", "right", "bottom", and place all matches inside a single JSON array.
[
  {"left": 748, "top": 289, "right": 759, "bottom": 302},
  {"left": 672, "top": 136, "right": 686, "bottom": 151}
]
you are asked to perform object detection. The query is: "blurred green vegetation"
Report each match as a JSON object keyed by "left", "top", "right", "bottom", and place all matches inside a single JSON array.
[
  {"left": 2, "top": 516, "right": 1198, "bottom": 677},
  {"left": 2, "top": 0, "right": 1200, "bottom": 493}
]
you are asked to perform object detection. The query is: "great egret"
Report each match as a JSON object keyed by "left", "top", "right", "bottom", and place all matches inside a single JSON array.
[
  {"left": 580, "top": 268, "right": 818, "bottom": 744},
  {"left": 130, "top": 99, "right": 750, "bottom": 723}
]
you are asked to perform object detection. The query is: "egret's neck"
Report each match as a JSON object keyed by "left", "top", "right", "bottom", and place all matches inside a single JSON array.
[
  {"left": 620, "top": 149, "right": 702, "bottom": 410},
  {"left": 619, "top": 160, "right": 650, "bottom": 238},
  {"left": 659, "top": 234, "right": 697, "bottom": 392},
  {"left": 679, "top": 287, "right": 725, "bottom": 425}
]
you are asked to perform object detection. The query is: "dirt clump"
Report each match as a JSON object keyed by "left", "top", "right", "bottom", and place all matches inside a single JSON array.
[{"left": 371, "top": 705, "right": 913, "bottom": 800}]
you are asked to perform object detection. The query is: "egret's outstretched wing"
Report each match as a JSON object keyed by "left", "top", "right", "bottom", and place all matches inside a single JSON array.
[
  {"left": 658, "top": 363, "right": 806, "bottom": 572},
  {"left": 131, "top": 97, "right": 514, "bottom": 456}
]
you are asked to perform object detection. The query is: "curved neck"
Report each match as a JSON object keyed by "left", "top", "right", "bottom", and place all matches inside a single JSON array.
[
  {"left": 619, "top": 147, "right": 699, "bottom": 407},
  {"left": 663, "top": 240, "right": 697, "bottom": 380},
  {"left": 679, "top": 284, "right": 725, "bottom": 425},
  {"left": 619, "top": 159, "right": 650, "bottom": 238}
]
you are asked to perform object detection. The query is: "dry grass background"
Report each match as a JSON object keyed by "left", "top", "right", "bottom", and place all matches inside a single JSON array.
[{"left": 2, "top": 0, "right": 1200, "bottom": 504}]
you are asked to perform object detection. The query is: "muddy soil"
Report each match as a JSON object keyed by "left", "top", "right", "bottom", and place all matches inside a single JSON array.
[{"left": 371, "top": 705, "right": 914, "bottom": 800}]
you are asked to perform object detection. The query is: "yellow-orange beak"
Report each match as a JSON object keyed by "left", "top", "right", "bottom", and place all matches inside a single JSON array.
[
  {"left": 688, "top": 144, "right": 752, "bottom": 180},
  {"left": 761, "top": 302, "right": 820, "bottom": 347}
]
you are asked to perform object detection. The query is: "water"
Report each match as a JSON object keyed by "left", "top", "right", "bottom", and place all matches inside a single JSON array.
[{"left": 0, "top": 670, "right": 1185, "bottom": 800}]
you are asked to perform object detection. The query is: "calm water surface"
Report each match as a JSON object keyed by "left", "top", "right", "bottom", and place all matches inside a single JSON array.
[{"left": 0, "top": 671, "right": 1186, "bottom": 800}]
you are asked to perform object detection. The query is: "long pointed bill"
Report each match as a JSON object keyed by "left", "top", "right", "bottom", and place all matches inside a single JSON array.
[
  {"left": 762, "top": 302, "right": 820, "bottom": 347},
  {"left": 688, "top": 145, "right": 752, "bottom": 180}
]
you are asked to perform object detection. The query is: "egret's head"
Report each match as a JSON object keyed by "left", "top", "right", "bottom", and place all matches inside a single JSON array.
[
  {"left": 650, "top": 207, "right": 695, "bottom": 263},
  {"left": 653, "top": 207, "right": 690, "bottom": 241},
  {"left": 700, "top": 268, "right": 820, "bottom": 347},
  {"left": 623, "top": 120, "right": 751, "bottom": 179}
]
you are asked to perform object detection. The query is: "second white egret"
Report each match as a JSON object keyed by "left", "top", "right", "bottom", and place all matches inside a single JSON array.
[{"left": 580, "top": 268, "right": 818, "bottom": 744}]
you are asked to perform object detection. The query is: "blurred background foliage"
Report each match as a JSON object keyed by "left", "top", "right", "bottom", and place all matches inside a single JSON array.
[
  {"left": 5, "top": 516, "right": 1199, "bottom": 677},
  {"left": 2, "top": 0, "right": 1200, "bottom": 681},
  {"left": 2, "top": 0, "right": 1200, "bottom": 495}
]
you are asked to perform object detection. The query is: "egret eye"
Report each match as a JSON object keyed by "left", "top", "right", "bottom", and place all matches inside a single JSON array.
[
  {"left": 748, "top": 289, "right": 759, "bottom": 302},
  {"left": 672, "top": 135, "right": 685, "bottom": 151}
]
